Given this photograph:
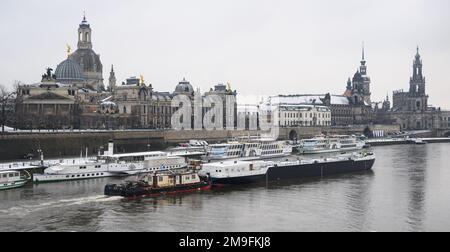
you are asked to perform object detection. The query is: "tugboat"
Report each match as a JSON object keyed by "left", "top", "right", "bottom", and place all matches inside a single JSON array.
[{"left": 104, "top": 170, "right": 211, "bottom": 198}]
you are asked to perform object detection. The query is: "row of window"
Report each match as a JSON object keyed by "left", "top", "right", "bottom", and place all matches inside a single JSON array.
[
  {"left": 1, "top": 173, "right": 20, "bottom": 178},
  {"left": 281, "top": 112, "right": 331, "bottom": 119},
  {"left": 65, "top": 173, "right": 104, "bottom": 178},
  {"left": 262, "top": 150, "right": 283, "bottom": 155},
  {"left": 159, "top": 174, "right": 197, "bottom": 182},
  {"left": 227, "top": 151, "right": 242, "bottom": 157},
  {"left": 262, "top": 144, "right": 279, "bottom": 150},
  {"left": 282, "top": 121, "right": 331, "bottom": 126}
]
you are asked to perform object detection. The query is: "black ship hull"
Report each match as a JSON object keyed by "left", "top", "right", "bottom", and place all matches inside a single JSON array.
[
  {"left": 211, "top": 157, "right": 375, "bottom": 185},
  {"left": 105, "top": 182, "right": 211, "bottom": 198}
]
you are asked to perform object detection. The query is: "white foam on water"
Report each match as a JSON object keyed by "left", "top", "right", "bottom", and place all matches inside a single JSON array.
[{"left": 0, "top": 195, "right": 122, "bottom": 217}]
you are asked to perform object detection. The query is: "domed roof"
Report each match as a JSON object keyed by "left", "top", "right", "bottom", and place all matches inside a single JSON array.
[
  {"left": 352, "top": 70, "right": 363, "bottom": 82},
  {"left": 55, "top": 58, "right": 85, "bottom": 83},
  {"left": 70, "top": 49, "right": 103, "bottom": 73},
  {"left": 174, "top": 78, "right": 194, "bottom": 94}
]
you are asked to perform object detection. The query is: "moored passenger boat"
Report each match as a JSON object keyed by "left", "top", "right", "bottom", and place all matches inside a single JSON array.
[
  {"left": 298, "top": 135, "right": 366, "bottom": 154},
  {"left": 104, "top": 170, "right": 211, "bottom": 198},
  {"left": 207, "top": 138, "right": 292, "bottom": 161},
  {"left": 199, "top": 152, "right": 375, "bottom": 185},
  {"left": 0, "top": 170, "right": 31, "bottom": 190},
  {"left": 33, "top": 141, "right": 187, "bottom": 183}
]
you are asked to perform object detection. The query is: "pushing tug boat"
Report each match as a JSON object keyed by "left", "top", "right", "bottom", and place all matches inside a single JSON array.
[
  {"left": 104, "top": 170, "right": 211, "bottom": 198},
  {"left": 199, "top": 152, "right": 375, "bottom": 185}
]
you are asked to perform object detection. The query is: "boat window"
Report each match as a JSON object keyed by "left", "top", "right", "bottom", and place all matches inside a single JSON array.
[
  {"left": 9, "top": 174, "right": 14, "bottom": 177},
  {"left": 159, "top": 177, "right": 164, "bottom": 182}
]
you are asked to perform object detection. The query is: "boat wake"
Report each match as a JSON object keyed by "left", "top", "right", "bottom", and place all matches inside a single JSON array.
[{"left": 0, "top": 195, "right": 122, "bottom": 217}]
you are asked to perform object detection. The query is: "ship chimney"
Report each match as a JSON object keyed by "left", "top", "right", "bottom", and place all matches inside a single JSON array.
[{"left": 108, "top": 140, "right": 114, "bottom": 156}]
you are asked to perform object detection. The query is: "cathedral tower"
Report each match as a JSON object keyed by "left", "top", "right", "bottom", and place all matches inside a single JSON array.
[
  {"left": 109, "top": 65, "right": 116, "bottom": 92},
  {"left": 410, "top": 46, "right": 426, "bottom": 95}
]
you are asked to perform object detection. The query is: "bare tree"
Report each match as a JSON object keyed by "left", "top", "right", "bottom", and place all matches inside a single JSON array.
[{"left": 0, "top": 83, "right": 18, "bottom": 133}]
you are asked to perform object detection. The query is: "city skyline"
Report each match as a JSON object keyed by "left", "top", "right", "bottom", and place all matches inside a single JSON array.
[{"left": 1, "top": 0, "right": 450, "bottom": 108}]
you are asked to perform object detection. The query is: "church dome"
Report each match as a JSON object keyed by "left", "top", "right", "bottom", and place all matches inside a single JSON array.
[
  {"left": 70, "top": 49, "right": 103, "bottom": 73},
  {"left": 174, "top": 78, "right": 194, "bottom": 94},
  {"left": 352, "top": 70, "right": 363, "bottom": 82},
  {"left": 55, "top": 58, "right": 85, "bottom": 83}
]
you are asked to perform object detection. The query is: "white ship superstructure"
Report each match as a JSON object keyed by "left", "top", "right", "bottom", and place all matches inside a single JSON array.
[
  {"left": 33, "top": 141, "right": 187, "bottom": 183},
  {"left": 299, "top": 135, "right": 365, "bottom": 154},
  {"left": 207, "top": 138, "right": 292, "bottom": 161}
]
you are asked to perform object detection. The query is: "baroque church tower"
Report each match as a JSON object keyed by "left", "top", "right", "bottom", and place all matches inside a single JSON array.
[
  {"left": 410, "top": 47, "right": 426, "bottom": 96},
  {"left": 344, "top": 45, "right": 372, "bottom": 106},
  {"left": 69, "top": 14, "right": 104, "bottom": 91},
  {"left": 109, "top": 65, "right": 117, "bottom": 92}
]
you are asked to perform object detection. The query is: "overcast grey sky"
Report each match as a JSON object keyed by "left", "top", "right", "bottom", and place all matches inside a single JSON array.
[{"left": 1, "top": 0, "right": 449, "bottom": 107}]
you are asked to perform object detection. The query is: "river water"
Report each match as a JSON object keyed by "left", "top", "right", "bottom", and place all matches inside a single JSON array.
[{"left": 1, "top": 143, "right": 450, "bottom": 232}]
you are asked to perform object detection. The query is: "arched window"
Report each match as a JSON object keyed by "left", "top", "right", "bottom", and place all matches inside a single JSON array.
[{"left": 85, "top": 32, "right": 89, "bottom": 42}]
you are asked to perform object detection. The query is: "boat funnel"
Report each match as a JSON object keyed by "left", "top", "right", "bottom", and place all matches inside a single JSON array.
[{"left": 108, "top": 140, "right": 114, "bottom": 156}]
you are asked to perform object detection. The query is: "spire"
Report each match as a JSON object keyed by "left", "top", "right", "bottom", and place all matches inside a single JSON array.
[
  {"left": 111, "top": 64, "right": 114, "bottom": 73},
  {"left": 362, "top": 42, "right": 365, "bottom": 61},
  {"left": 83, "top": 11, "right": 86, "bottom": 22},
  {"left": 346, "top": 78, "right": 352, "bottom": 90},
  {"left": 360, "top": 42, "right": 366, "bottom": 66}
]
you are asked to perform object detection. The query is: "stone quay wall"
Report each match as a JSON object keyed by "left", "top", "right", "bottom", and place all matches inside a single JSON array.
[
  {"left": 0, "top": 125, "right": 401, "bottom": 161},
  {"left": 0, "top": 129, "right": 260, "bottom": 161}
]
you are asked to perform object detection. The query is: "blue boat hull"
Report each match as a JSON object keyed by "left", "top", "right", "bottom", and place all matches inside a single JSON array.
[{"left": 211, "top": 158, "right": 375, "bottom": 185}]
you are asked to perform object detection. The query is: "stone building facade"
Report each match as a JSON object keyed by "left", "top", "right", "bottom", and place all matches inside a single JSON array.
[
  {"left": 15, "top": 81, "right": 81, "bottom": 129},
  {"left": 14, "top": 16, "right": 238, "bottom": 130}
]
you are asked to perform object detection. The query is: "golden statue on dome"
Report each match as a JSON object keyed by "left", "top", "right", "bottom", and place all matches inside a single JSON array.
[
  {"left": 140, "top": 75, "right": 145, "bottom": 86},
  {"left": 66, "top": 44, "right": 72, "bottom": 56}
]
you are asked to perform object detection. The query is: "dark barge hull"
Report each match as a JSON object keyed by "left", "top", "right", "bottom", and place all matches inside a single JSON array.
[
  {"left": 105, "top": 182, "right": 211, "bottom": 198},
  {"left": 212, "top": 158, "right": 375, "bottom": 185}
]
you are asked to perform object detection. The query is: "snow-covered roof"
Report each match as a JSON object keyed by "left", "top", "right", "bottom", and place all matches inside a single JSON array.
[
  {"left": 331, "top": 96, "right": 350, "bottom": 105},
  {"left": 101, "top": 101, "right": 117, "bottom": 106},
  {"left": 101, "top": 96, "right": 113, "bottom": 103},
  {"left": 24, "top": 82, "right": 70, "bottom": 88},
  {"left": 267, "top": 94, "right": 349, "bottom": 106}
]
